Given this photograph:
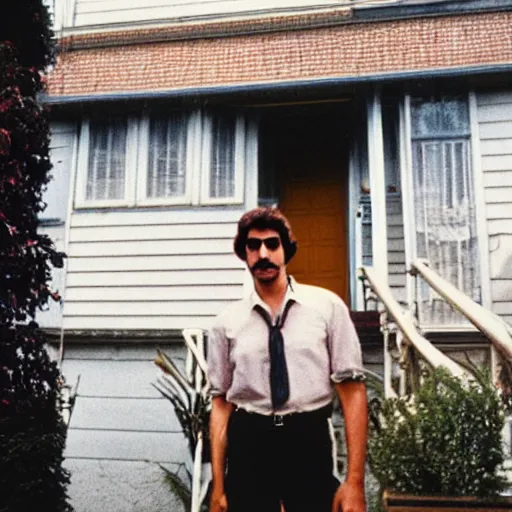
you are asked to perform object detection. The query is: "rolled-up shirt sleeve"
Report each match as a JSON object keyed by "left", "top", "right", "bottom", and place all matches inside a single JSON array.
[
  {"left": 207, "top": 319, "right": 234, "bottom": 397},
  {"left": 327, "top": 296, "right": 366, "bottom": 383}
]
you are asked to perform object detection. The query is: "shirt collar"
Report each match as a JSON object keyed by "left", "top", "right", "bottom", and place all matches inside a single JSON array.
[{"left": 249, "top": 275, "right": 301, "bottom": 317}]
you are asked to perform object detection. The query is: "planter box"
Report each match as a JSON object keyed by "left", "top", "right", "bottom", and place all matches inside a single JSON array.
[{"left": 383, "top": 492, "right": 512, "bottom": 512}]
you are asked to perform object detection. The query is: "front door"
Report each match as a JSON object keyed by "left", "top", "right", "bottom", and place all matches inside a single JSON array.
[{"left": 267, "top": 108, "right": 349, "bottom": 302}]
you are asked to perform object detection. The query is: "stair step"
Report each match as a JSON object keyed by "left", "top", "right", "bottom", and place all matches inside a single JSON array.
[{"left": 350, "top": 311, "right": 383, "bottom": 347}]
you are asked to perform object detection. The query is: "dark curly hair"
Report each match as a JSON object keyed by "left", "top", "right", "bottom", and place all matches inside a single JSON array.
[{"left": 233, "top": 207, "right": 297, "bottom": 263}]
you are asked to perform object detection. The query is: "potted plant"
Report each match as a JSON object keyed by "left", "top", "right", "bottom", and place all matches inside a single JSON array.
[{"left": 368, "top": 367, "right": 512, "bottom": 511}]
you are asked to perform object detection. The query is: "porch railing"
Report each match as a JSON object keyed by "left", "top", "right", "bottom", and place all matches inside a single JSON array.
[
  {"left": 359, "top": 266, "right": 468, "bottom": 397},
  {"left": 410, "top": 258, "right": 512, "bottom": 361}
]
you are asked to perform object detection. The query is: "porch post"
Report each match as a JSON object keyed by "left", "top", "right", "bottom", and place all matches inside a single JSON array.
[
  {"left": 367, "top": 89, "right": 388, "bottom": 282},
  {"left": 399, "top": 94, "right": 417, "bottom": 310}
]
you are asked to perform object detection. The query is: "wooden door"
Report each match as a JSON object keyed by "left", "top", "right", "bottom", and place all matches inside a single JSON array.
[{"left": 275, "top": 109, "right": 349, "bottom": 302}]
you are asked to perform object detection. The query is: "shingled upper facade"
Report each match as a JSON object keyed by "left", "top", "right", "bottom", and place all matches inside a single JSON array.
[{"left": 48, "top": 8, "right": 512, "bottom": 98}]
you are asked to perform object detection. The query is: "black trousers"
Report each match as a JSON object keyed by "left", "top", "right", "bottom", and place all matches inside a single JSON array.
[{"left": 225, "top": 406, "right": 340, "bottom": 512}]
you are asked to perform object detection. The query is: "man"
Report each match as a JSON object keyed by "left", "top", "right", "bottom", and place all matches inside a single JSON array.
[{"left": 208, "top": 207, "right": 367, "bottom": 512}]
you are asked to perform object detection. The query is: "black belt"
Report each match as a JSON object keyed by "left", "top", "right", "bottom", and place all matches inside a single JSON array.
[{"left": 234, "top": 404, "right": 332, "bottom": 428}]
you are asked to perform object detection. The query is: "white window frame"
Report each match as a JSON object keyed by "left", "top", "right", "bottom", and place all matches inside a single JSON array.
[
  {"left": 75, "top": 110, "right": 251, "bottom": 209},
  {"left": 136, "top": 110, "right": 201, "bottom": 207},
  {"left": 75, "top": 116, "right": 138, "bottom": 209},
  {"left": 200, "top": 113, "right": 246, "bottom": 205},
  {"left": 400, "top": 93, "right": 484, "bottom": 330}
]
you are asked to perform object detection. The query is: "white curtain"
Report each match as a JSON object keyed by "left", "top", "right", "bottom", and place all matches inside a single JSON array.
[
  {"left": 148, "top": 113, "right": 188, "bottom": 198},
  {"left": 86, "top": 117, "right": 127, "bottom": 200},
  {"left": 209, "top": 114, "right": 236, "bottom": 199}
]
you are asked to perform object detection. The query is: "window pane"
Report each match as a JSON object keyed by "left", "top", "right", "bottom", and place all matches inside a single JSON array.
[
  {"left": 148, "top": 113, "right": 188, "bottom": 198},
  {"left": 411, "top": 97, "right": 469, "bottom": 138},
  {"left": 87, "top": 117, "right": 127, "bottom": 200},
  {"left": 210, "top": 114, "right": 236, "bottom": 199}
]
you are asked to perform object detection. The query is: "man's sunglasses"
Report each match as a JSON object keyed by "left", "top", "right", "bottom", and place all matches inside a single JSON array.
[{"left": 246, "top": 236, "right": 281, "bottom": 251}]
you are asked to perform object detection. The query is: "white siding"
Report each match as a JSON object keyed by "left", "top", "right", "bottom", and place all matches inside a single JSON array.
[
  {"left": 62, "top": 343, "right": 187, "bottom": 512},
  {"left": 68, "top": 0, "right": 345, "bottom": 28},
  {"left": 476, "top": 91, "right": 512, "bottom": 322},
  {"left": 65, "top": 208, "right": 246, "bottom": 331},
  {"left": 37, "top": 122, "right": 76, "bottom": 329}
]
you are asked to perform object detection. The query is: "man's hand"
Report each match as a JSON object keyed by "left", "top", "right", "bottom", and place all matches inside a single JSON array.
[
  {"left": 334, "top": 381, "right": 368, "bottom": 512},
  {"left": 210, "top": 486, "right": 228, "bottom": 512},
  {"left": 332, "top": 480, "right": 366, "bottom": 512}
]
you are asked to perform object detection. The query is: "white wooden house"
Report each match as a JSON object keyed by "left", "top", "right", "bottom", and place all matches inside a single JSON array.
[{"left": 40, "top": 0, "right": 512, "bottom": 510}]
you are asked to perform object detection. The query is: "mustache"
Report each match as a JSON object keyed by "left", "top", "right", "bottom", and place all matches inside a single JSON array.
[{"left": 250, "top": 259, "right": 279, "bottom": 272}]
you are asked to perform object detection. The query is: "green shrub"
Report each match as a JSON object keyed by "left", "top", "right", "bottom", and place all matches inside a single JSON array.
[
  {"left": 0, "top": 3, "right": 72, "bottom": 510},
  {"left": 368, "top": 368, "right": 507, "bottom": 500}
]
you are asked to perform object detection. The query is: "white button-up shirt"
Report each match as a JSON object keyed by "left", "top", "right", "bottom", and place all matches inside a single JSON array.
[{"left": 207, "top": 277, "right": 365, "bottom": 415}]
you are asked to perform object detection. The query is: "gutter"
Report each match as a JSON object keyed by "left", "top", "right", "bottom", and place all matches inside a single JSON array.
[{"left": 41, "top": 63, "right": 512, "bottom": 105}]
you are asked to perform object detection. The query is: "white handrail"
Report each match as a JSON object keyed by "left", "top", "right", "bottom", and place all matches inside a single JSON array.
[
  {"left": 410, "top": 259, "right": 512, "bottom": 361},
  {"left": 359, "top": 266, "right": 468, "bottom": 379}
]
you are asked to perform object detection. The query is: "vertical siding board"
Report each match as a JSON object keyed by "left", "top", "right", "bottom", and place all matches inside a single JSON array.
[
  {"left": 37, "top": 123, "right": 75, "bottom": 329},
  {"left": 476, "top": 91, "right": 512, "bottom": 319}
]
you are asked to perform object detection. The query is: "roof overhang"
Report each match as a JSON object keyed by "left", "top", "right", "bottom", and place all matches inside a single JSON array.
[{"left": 42, "top": 64, "right": 512, "bottom": 106}]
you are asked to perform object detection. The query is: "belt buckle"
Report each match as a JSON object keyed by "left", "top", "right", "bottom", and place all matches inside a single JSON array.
[{"left": 273, "top": 414, "right": 284, "bottom": 427}]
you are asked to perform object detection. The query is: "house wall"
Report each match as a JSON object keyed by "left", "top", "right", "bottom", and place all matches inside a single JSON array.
[
  {"left": 61, "top": 342, "right": 187, "bottom": 512},
  {"left": 51, "top": 117, "right": 253, "bottom": 333},
  {"left": 476, "top": 91, "right": 512, "bottom": 324},
  {"left": 65, "top": 0, "right": 342, "bottom": 28},
  {"left": 65, "top": 208, "right": 246, "bottom": 331},
  {"left": 48, "top": 115, "right": 252, "bottom": 510}
]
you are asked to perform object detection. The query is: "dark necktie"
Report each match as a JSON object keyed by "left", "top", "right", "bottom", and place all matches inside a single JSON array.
[{"left": 254, "top": 300, "right": 295, "bottom": 410}]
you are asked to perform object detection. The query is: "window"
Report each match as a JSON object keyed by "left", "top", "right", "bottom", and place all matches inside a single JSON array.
[
  {"left": 410, "top": 96, "right": 480, "bottom": 326},
  {"left": 87, "top": 117, "right": 127, "bottom": 201},
  {"left": 75, "top": 116, "right": 137, "bottom": 207},
  {"left": 147, "top": 114, "right": 188, "bottom": 198},
  {"left": 75, "top": 109, "right": 251, "bottom": 208},
  {"left": 201, "top": 112, "right": 246, "bottom": 204},
  {"left": 137, "top": 111, "right": 197, "bottom": 205}
]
